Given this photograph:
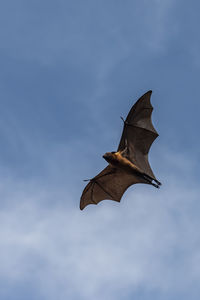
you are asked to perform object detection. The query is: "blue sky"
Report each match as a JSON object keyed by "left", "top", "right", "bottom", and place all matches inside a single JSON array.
[{"left": 0, "top": 0, "right": 200, "bottom": 299}]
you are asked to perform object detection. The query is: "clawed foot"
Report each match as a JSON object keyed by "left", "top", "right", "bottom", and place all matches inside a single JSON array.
[
  {"left": 151, "top": 179, "right": 162, "bottom": 188},
  {"left": 143, "top": 174, "right": 162, "bottom": 188},
  {"left": 154, "top": 179, "right": 162, "bottom": 186},
  {"left": 152, "top": 182, "right": 160, "bottom": 189}
]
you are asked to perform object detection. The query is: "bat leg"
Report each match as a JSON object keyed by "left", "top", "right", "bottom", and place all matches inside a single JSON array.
[
  {"left": 151, "top": 182, "right": 160, "bottom": 189},
  {"left": 143, "top": 173, "right": 161, "bottom": 186},
  {"left": 142, "top": 174, "right": 161, "bottom": 188},
  {"left": 154, "top": 179, "right": 162, "bottom": 186}
]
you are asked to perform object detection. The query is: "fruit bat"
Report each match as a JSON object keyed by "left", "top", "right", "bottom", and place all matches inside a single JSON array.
[{"left": 80, "top": 90, "right": 161, "bottom": 210}]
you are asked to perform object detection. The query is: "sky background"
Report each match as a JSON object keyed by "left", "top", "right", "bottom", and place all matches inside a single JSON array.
[{"left": 0, "top": 0, "right": 200, "bottom": 299}]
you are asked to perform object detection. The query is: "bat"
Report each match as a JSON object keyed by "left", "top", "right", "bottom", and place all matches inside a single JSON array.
[{"left": 80, "top": 90, "right": 161, "bottom": 210}]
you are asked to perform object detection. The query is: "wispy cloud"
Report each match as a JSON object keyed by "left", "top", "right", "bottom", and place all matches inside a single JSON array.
[{"left": 0, "top": 149, "right": 199, "bottom": 300}]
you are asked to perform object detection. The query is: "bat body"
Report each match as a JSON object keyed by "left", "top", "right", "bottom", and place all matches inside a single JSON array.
[
  {"left": 103, "top": 151, "right": 144, "bottom": 175},
  {"left": 102, "top": 151, "right": 160, "bottom": 187},
  {"left": 80, "top": 91, "right": 161, "bottom": 210}
]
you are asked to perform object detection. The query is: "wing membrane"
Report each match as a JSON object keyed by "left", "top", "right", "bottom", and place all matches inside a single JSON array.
[
  {"left": 118, "top": 91, "right": 158, "bottom": 179},
  {"left": 80, "top": 165, "right": 145, "bottom": 210}
]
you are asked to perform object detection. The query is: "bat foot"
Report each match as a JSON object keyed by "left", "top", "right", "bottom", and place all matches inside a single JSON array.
[
  {"left": 152, "top": 182, "right": 160, "bottom": 189},
  {"left": 154, "top": 179, "right": 162, "bottom": 186},
  {"left": 143, "top": 174, "right": 161, "bottom": 188}
]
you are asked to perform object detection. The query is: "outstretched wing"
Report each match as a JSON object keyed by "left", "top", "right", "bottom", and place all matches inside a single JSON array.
[
  {"left": 80, "top": 165, "right": 146, "bottom": 210},
  {"left": 118, "top": 90, "right": 158, "bottom": 179}
]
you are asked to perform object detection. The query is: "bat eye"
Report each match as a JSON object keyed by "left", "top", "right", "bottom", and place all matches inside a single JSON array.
[{"left": 111, "top": 151, "right": 115, "bottom": 154}]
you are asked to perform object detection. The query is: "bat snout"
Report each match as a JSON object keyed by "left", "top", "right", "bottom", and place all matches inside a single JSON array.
[
  {"left": 103, "top": 152, "right": 111, "bottom": 162},
  {"left": 103, "top": 152, "right": 115, "bottom": 164},
  {"left": 103, "top": 153, "right": 108, "bottom": 159}
]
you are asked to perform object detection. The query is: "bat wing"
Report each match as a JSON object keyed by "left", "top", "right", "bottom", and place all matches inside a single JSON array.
[
  {"left": 80, "top": 165, "right": 146, "bottom": 210},
  {"left": 118, "top": 90, "right": 158, "bottom": 179}
]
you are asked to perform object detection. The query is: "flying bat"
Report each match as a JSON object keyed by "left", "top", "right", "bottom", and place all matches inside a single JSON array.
[{"left": 80, "top": 90, "right": 161, "bottom": 210}]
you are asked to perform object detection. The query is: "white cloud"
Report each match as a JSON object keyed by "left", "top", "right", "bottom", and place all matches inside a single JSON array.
[{"left": 0, "top": 149, "right": 200, "bottom": 299}]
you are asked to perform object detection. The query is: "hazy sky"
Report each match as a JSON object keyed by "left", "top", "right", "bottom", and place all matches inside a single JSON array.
[{"left": 1, "top": 0, "right": 200, "bottom": 299}]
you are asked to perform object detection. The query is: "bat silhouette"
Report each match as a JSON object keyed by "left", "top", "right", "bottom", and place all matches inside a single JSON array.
[{"left": 80, "top": 90, "right": 161, "bottom": 210}]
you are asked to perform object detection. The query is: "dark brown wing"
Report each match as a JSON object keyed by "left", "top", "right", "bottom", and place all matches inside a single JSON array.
[
  {"left": 118, "top": 90, "right": 158, "bottom": 179},
  {"left": 80, "top": 165, "right": 146, "bottom": 210}
]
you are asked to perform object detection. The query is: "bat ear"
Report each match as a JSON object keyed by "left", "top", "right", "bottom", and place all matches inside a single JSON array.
[
  {"left": 121, "top": 147, "right": 129, "bottom": 157},
  {"left": 120, "top": 139, "right": 129, "bottom": 157}
]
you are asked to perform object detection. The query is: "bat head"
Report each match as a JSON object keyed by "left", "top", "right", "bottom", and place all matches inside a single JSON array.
[{"left": 103, "top": 152, "right": 116, "bottom": 164}]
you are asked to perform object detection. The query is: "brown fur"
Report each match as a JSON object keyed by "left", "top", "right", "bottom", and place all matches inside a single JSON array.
[{"left": 104, "top": 151, "right": 143, "bottom": 175}]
